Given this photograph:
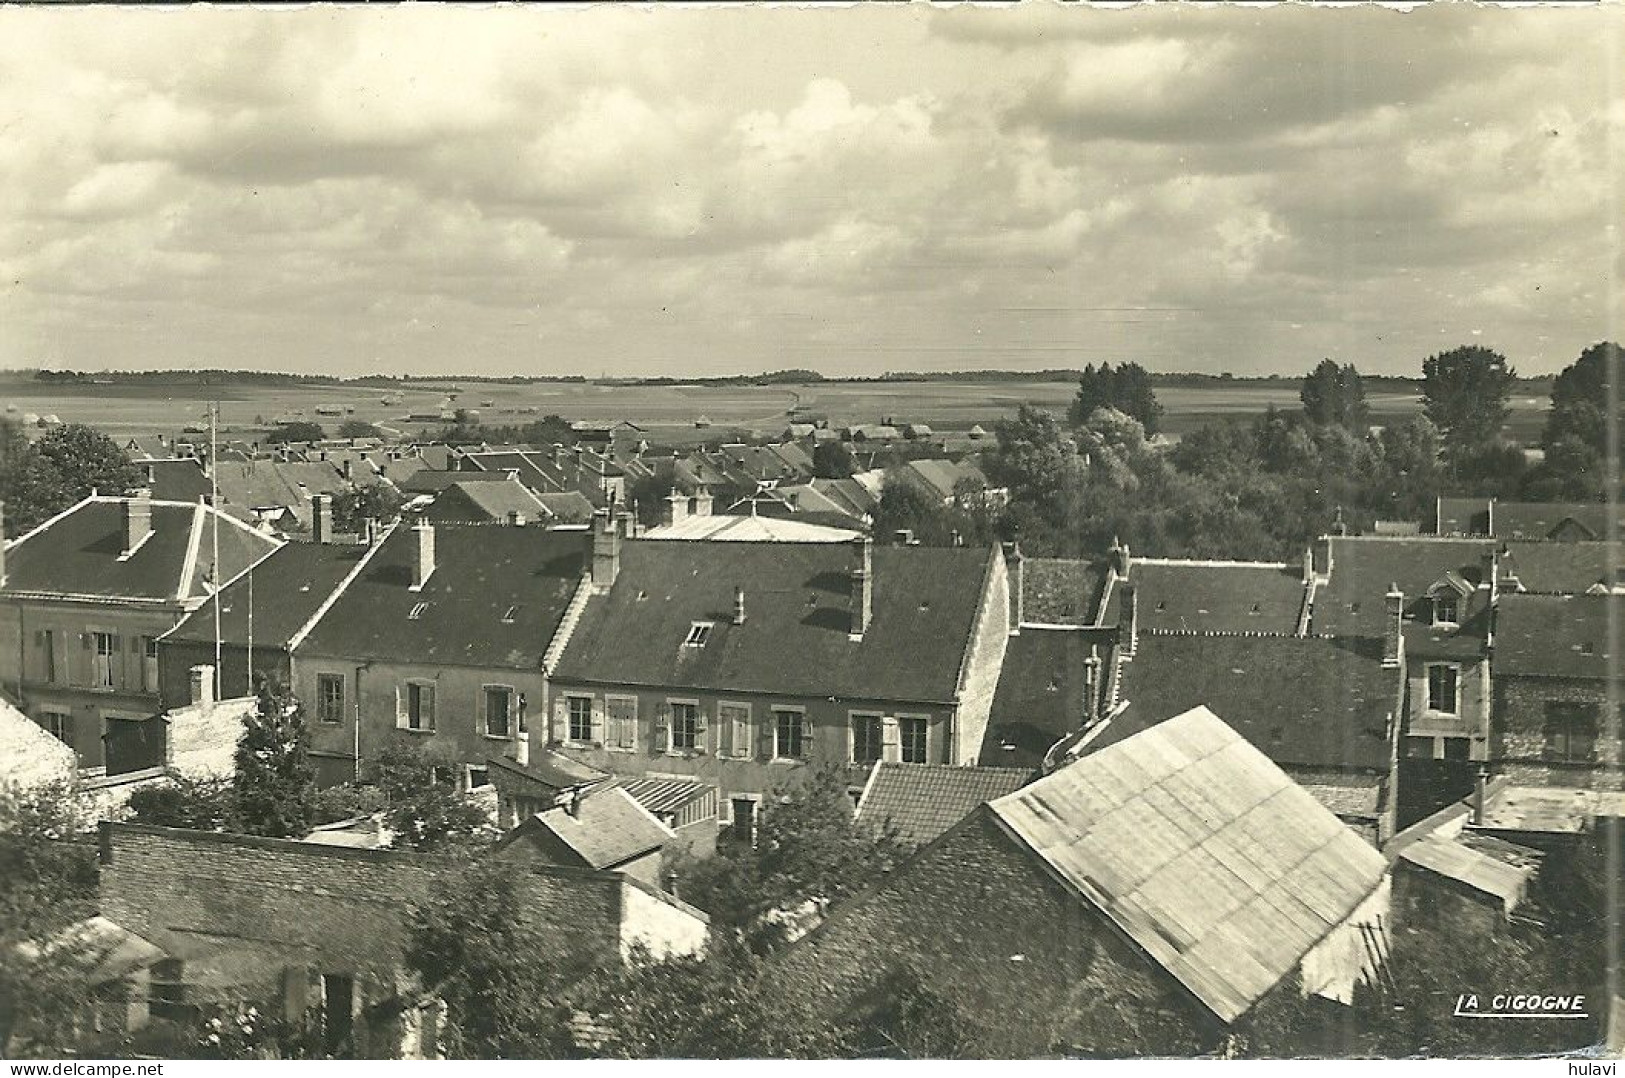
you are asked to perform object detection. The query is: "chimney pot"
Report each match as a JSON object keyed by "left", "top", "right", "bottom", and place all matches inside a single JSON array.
[
  {"left": 507, "top": 509, "right": 525, "bottom": 527},
  {"left": 189, "top": 664, "right": 216, "bottom": 707},
  {"left": 412, "top": 520, "right": 436, "bottom": 590},
  {"left": 1471, "top": 766, "right": 1489, "bottom": 826},
  {"left": 849, "top": 536, "right": 873, "bottom": 640},
  {"left": 123, "top": 490, "right": 153, "bottom": 555},
  {"left": 312, "top": 493, "right": 334, "bottom": 545}
]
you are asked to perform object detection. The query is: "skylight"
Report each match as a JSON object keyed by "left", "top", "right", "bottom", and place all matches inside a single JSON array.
[
  {"left": 684, "top": 621, "right": 714, "bottom": 647},
  {"left": 408, "top": 602, "right": 430, "bottom": 621},
  {"left": 501, "top": 604, "right": 520, "bottom": 624}
]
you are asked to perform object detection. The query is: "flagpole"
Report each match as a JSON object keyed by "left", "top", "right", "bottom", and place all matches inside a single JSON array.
[{"left": 211, "top": 401, "right": 222, "bottom": 699}]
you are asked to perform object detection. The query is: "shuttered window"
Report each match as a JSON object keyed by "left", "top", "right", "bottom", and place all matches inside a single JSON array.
[{"left": 606, "top": 696, "right": 638, "bottom": 751}]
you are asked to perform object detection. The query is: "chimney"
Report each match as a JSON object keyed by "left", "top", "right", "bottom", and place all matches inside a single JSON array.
[
  {"left": 123, "top": 490, "right": 153, "bottom": 555},
  {"left": 849, "top": 536, "right": 873, "bottom": 640},
  {"left": 592, "top": 510, "right": 622, "bottom": 590},
  {"left": 411, "top": 520, "right": 436, "bottom": 590},
  {"left": 663, "top": 489, "right": 688, "bottom": 527},
  {"left": 515, "top": 726, "right": 531, "bottom": 768},
  {"left": 693, "top": 486, "right": 713, "bottom": 518},
  {"left": 894, "top": 528, "right": 916, "bottom": 546},
  {"left": 1302, "top": 548, "right": 1315, "bottom": 585},
  {"left": 1383, "top": 584, "right": 1404, "bottom": 668},
  {"left": 1083, "top": 650, "right": 1102, "bottom": 726},
  {"left": 1471, "top": 766, "right": 1489, "bottom": 826},
  {"left": 1003, "top": 541, "right": 1024, "bottom": 635},
  {"left": 733, "top": 585, "right": 747, "bottom": 626},
  {"left": 312, "top": 494, "right": 333, "bottom": 545},
  {"left": 568, "top": 787, "right": 584, "bottom": 818},
  {"left": 1110, "top": 537, "right": 1131, "bottom": 581},
  {"left": 189, "top": 664, "right": 215, "bottom": 707},
  {"left": 1118, "top": 583, "right": 1138, "bottom": 659},
  {"left": 507, "top": 510, "right": 526, "bottom": 527},
  {"left": 950, "top": 529, "right": 963, "bottom": 548},
  {"left": 340, "top": 457, "right": 353, "bottom": 480}
]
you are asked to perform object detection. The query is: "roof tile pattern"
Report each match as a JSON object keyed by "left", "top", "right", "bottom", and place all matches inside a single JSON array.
[{"left": 857, "top": 762, "right": 1033, "bottom": 847}]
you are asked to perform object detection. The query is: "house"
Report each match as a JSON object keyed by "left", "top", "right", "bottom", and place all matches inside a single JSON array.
[
  {"left": 1101, "top": 552, "right": 1313, "bottom": 637},
  {"left": 852, "top": 761, "right": 1032, "bottom": 848},
  {"left": 981, "top": 624, "right": 1112, "bottom": 769},
  {"left": 642, "top": 513, "right": 861, "bottom": 543},
  {"left": 1393, "top": 829, "right": 1543, "bottom": 935},
  {"left": 208, "top": 459, "right": 350, "bottom": 533},
  {"left": 1498, "top": 540, "right": 1621, "bottom": 595},
  {"left": 494, "top": 784, "right": 675, "bottom": 887},
  {"left": 423, "top": 477, "right": 549, "bottom": 526},
  {"left": 548, "top": 519, "right": 1011, "bottom": 828},
  {"left": 0, "top": 494, "right": 279, "bottom": 769},
  {"left": 769, "top": 707, "right": 1391, "bottom": 1056},
  {"left": 92, "top": 821, "right": 708, "bottom": 1055},
  {"left": 1491, "top": 594, "right": 1624, "bottom": 790},
  {"left": 1434, "top": 497, "right": 1615, "bottom": 541},
  {"left": 290, "top": 521, "right": 591, "bottom": 788},
  {"left": 0, "top": 695, "right": 76, "bottom": 790},
  {"left": 103, "top": 667, "right": 256, "bottom": 780}
]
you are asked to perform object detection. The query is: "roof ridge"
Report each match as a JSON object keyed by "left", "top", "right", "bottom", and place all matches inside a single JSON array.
[{"left": 286, "top": 522, "right": 400, "bottom": 652}]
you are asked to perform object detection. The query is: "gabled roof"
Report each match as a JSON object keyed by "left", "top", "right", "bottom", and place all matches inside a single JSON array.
[
  {"left": 642, "top": 513, "right": 861, "bottom": 543},
  {"left": 428, "top": 479, "right": 548, "bottom": 523},
  {"left": 1499, "top": 541, "right": 1619, "bottom": 595},
  {"left": 164, "top": 541, "right": 363, "bottom": 647},
  {"left": 502, "top": 785, "right": 673, "bottom": 870},
  {"left": 399, "top": 469, "right": 518, "bottom": 494},
  {"left": 1493, "top": 500, "right": 1612, "bottom": 541},
  {"left": 899, "top": 459, "right": 982, "bottom": 502},
  {"left": 555, "top": 540, "right": 996, "bottom": 704},
  {"left": 487, "top": 750, "right": 608, "bottom": 799},
  {"left": 297, "top": 524, "right": 589, "bottom": 668},
  {"left": 143, "top": 459, "right": 212, "bottom": 504},
  {"left": 1314, "top": 536, "right": 1495, "bottom": 638},
  {"left": 988, "top": 706, "right": 1387, "bottom": 1024},
  {"left": 2, "top": 496, "right": 278, "bottom": 604},
  {"left": 534, "top": 491, "right": 597, "bottom": 524},
  {"left": 984, "top": 626, "right": 1111, "bottom": 768},
  {"left": 1106, "top": 559, "right": 1307, "bottom": 636},
  {"left": 1021, "top": 557, "right": 1107, "bottom": 626},
  {"left": 856, "top": 762, "right": 1032, "bottom": 847},
  {"left": 212, "top": 460, "right": 346, "bottom": 519},
  {"left": 1493, "top": 593, "right": 1622, "bottom": 679},
  {"left": 1107, "top": 634, "right": 1396, "bottom": 772}
]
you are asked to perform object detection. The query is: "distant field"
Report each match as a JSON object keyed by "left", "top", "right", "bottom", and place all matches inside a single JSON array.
[{"left": 0, "top": 376, "right": 1553, "bottom": 446}]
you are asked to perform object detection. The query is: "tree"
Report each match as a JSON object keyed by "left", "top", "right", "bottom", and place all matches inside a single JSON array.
[
  {"left": 336, "top": 420, "right": 383, "bottom": 440},
  {"left": 375, "top": 742, "right": 491, "bottom": 853},
  {"left": 331, "top": 483, "right": 404, "bottom": 533},
  {"left": 1421, "top": 346, "right": 1516, "bottom": 473},
  {"left": 266, "top": 421, "right": 325, "bottom": 445},
  {"left": 1300, "top": 359, "right": 1370, "bottom": 430},
  {"left": 403, "top": 858, "right": 578, "bottom": 1058},
  {"left": 127, "top": 775, "right": 233, "bottom": 831},
  {"left": 1068, "top": 362, "right": 1164, "bottom": 435},
  {"left": 1535, "top": 340, "right": 1622, "bottom": 499},
  {"left": 0, "top": 423, "right": 143, "bottom": 536},
  {"left": 231, "top": 683, "right": 316, "bottom": 839},
  {"left": 812, "top": 440, "right": 857, "bottom": 479}
]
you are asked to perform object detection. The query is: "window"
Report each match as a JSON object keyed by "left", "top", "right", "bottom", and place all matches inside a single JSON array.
[
  {"left": 92, "top": 631, "right": 118, "bottom": 689},
  {"left": 900, "top": 716, "right": 929, "bottom": 764},
  {"left": 730, "top": 797, "right": 758, "bottom": 844},
  {"left": 773, "top": 708, "right": 806, "bottom": 759},
  {"left": 1432, "top": 595, "right": 1459, "bottom": 627},
  {"left": 401, "top": 681, "right": 436, "bottom": 732},
  {"left": 408, "top": 602, "right": 429, "bottom": 621},
  {"left": 465, "top": 765, "right": 491, "bottom": 790},
  {"left": 141, "top": 637, "right": 159, "bottom": 692},
  {"left": 500, "top": 604, "right": 520, "bottom": 624},
  {"left": 719, "top": 702, "right": 751, "bottom": 758},
  {"left": 606, "top": 695, "right": 638, "bottom": 751},
  {"left": 683, "top": 622, "right": 714, "bottom": 648},
  {"left": 671, "top": 701, "right": 699, "bottom": 752},
  {"left": 1544, "top": 701, "right": 1599, "bottom": 763},
  {"left": 567, "top": 696, "right": 595, "bottom": 743},
  {"left": 1442, "top": 737, "right": 1471, "bottom": 761},
  {"left": 316, "top": 674, "right": 345, "bottom": 725},
  {"left": 851, "top": 712, "right": 884, "bottom": 765},
  {"left": 1425, "top": 664, "right": 1459, "bottom": 714},
  {"left": 41, "top": 630, "right": 58, "bottom": 685},
  {"left": 40, "top": 711, "right": 74, "bottom": 749},
  {"left": 483, "top": 686, "right": 513, "bottom": 738},
  {"left": 430, "top": 765, "right": 455, "bottom": 786}
]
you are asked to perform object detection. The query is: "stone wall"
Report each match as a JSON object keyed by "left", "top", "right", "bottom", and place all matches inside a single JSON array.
[
  {"left": 950, "top": 549, "right": 1010, "bottom": 766},
  {"left": 1494, "top": 676, "right": 1624, "bottom": 790}
]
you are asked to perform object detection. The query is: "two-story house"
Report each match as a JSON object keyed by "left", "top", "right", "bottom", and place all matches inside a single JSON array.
[
  {"left": 547, "top": 517, "right": 1010, "bottom": 832},
  {"left": 0, "top": 493, "right": 279, "bottom": 769},
  {"left": 290, "top": 520, "right": 591, "bottom": 788}
]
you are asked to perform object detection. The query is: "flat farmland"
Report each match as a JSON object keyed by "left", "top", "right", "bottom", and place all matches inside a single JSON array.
[{"left": 0, "top": 375, "right": 1552, "bottom": 445}]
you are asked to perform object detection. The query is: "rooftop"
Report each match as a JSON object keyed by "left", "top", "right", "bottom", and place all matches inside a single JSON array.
[
  {"left": 501, "top": 786, "right": 673, "bottom": 871},
  {"left": 1020, "top": 557, "right": 1106, "bottom": 626},
  {"left": 642, "top": 513, "right": 862, "bottom": 543},
  {"left": 1493, "top": 593, "right": 1623, "bottom": 680},
  {"left": 983, "top": 626, "right": 1111, "bottom": 769},
  {"left": 1314, "top": 535, "right": 1495, "bottom": 638},
  {"left": 856, "top": 762, "right": 1033, "bottom": 848},
  {"left": 1500, "top": 540, "right": 1621, "bottom": 595},
  {"left": 165, "top": 540, "right": 363, "bottom": 646},
  {"left": 1112, "top": 559, "right": 1307, "bottom": 636}
]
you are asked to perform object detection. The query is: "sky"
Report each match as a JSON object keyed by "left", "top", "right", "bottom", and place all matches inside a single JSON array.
[{"left": 0, "top": 3, "right": 1620, "bottom": 379}]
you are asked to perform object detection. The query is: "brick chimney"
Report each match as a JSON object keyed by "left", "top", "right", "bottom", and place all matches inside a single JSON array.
[
  {"left": 733, "top": 585, "right": 747, "bottom": 626},
  {"left": 1111, "top": 537, "right": 1131, "bottom": 581},
  {"left": 123, "top": 490, "right": 153, "bottom": 556},
  {"left": 663, "top": 489, "right": 688, "bottom": 527},
  {"left": 1302, "top": 548, "right": 1315, "bottom": 585},
  {"left": 410, "top": 520, "right": 436, "bottom": 590},
  {"left": 849, "top": 535, "right": 873, "bottom": 641},
  {"left": 189, "top": 664, "right": 215, "bottom": 707},
  {"left": 591, "top": 510, "right": 622, "bottom": 591},
  {"left": 1383, "top": 584, "right": 1404, "bottom": 668},
  {"left": 1118, "top": 583, "right": 1138, "bottom": 659},
  {"left": 312, "top": 494, "right": 333, "bottom": 545}
]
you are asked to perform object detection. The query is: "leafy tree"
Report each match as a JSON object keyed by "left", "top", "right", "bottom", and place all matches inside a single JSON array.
[
  {"left": 1068, "top": 362, "right": 1164, "bottom": 435},
  {"left": 1372, "top": 416, "right": 1444, "bottom": 523},
  {"left": 0, "top": 423, "right": 143, "bottom": 536},
  {"left": 1300, "top": 359, "right": 1371, "bottom": 430},
  {"left": 1531, "top": 340, "right": 1622, "bottom": 499},
  {"left": 127, "top": 775, "right": 234, "bottom": 831},
  {"left": 331, "top": 483, "right": 404, "bottom": 533},
  {"left": 375, "top": 742, "right": 491, "bottom": 853},
  {"left": 336, "top": 419, "right": 383, "bottom": 440},
  {"left": 403, "top": 858, "right": 578, "bottom": 1058},
  {"left": 627, "top": 472, "right": 675, "bottom": 528},
  {"left": 1421, "top": 346, "right": 1516, "bottom": 473},
  {"left": 983, "top": 405, "right": 1084, "bottom": 509},
  {"left": 869, "top": 471, "right": 996, "bottom": 549},
  {"left": 266, "top": 421, "right": 325, "bottom": 445},
  {"left": 231, "top": 683, "right": 316, "bottom": 839},
  {"left": 812, "top": 440, "right": 857, "bottom": 479}
]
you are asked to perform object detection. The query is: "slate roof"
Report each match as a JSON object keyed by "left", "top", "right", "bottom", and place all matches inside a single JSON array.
[
  {"left": 487, "top": 751, "right": 608, "bottom": 799},
  {"left": 1314, "top": 536, "right": 1496, "bottom": 638},
  {"left": 555, "top": 540, "right": 996, "bottom": 704},
  {"left": 212, "top": 460, "right": 347, "bottom": 520},
  {"left": 1494, "top": 502, "right": 1614, "bottom": 541},
  {"left": 1112, "top": 560, "right": 1307, "bottom": 636},
  {"left": 143, "top": 459, "right": 212, "bottom": 504},
  {"left": 856, "top": 762, "right": 1033, "bottom": 847},
  {"left": 1492, "top": 593, "right": 1623, "bottom": 680},
  {"left": 900, "top": 459, "right": 983, "bottom": 502},
  {"left": 400, "top": 469, "right": 518, "bottom": 494},
  {"left": 1500, "top": 541, "right": 1620, "bottom": 595},
  {"left": 428, "top": 479, "right": 548, "bottom": 523},
  {"left": 1021, "top": 557, "right": 1106, "bottom": 626},
  {"left": 297, "top": 523, "right": 589, "bottom": 668},
  {"left": 988, "top": 706, "right": 1388, "bottom": 1025},
  {"left": 165, "top": 541, "right": 364, "bottom": 646},
  {"left": 507, "top": 786, "right": 673, "bottom": 870},
  {"left": 983, "top": 626, "right": 1112, "bottom": 768},
  {"left": 1435, "top": 497, "right": 1492, "bottom": 536},
  {"left": 533, "top": 491, "right": 597, "bottom": 524},
  {"left": 2, "top": 496, "right": 278, "bottom": 603},
  {"left": 1106, "top": 634, "right": 1398, "bottom": 772}
]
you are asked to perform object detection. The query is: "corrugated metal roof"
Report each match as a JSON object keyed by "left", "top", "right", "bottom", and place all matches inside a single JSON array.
[
  {"left": 989, "top": 705, "right": 1386, "bottom": 1025},
  {"left": 620, "top": 776, "right": 716, "bottom": 816}
]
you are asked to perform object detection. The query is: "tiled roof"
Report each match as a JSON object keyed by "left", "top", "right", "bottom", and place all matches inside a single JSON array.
[
  {"left": 429, "top": 479, "right": 547, "bottom": 522},
  {"left": 900, "top": 459, "right": 982, "bottom": 502},
  {"left": 1021, "top": 557, "right": 1106, "bottom": 626},
  {"left": 984, "top": 626, "right": 1112, "bottom": 768},
  {"left": 554, "top": 540, "right": 996, "bottom": 704},
  {"left": 487, "top": 750, "right": 608, "bottom": 799},
  {"left": 1107, "top": 634, "right": 1397, "bottom": 772},
  {"left": 1435, "top": 497, "right": 1491, "bottom": 536},
  {"left": 856, "top": 762, "right": 1032, "bottom": 847},
  {"left": 642, "top": 514, "right": 861, "bottom": 543},
  {"left": 1493, "top": 593, "right": 1622, "bottom": 679},
  {"left": 400, "top": 469, "right": 517, "bottom": 494},
  {"left": 533, "top": 491, "right": 597, "bottom": 524},
  {"left": 3, "top": 497, "right": 277, "bottom": 603},
  {"left": 1298, "top": 782, "right": 1381, "bottom": 820},
  {"left": 1500, "top": 541, "right": 1620, "bottom": 595},
  {"left": 1314, "top": 536, "right": 1496, "bottom": 638},
  {"left": 165, "top": 541, "right": 363, "bottom": 646},
  {"left": 297, "top": 523, "right": 589, "bottom": 668},
  {"left": 212, "top": 460, "right": 346, "bottom": 518},
  {"left": 1108, "top": 560, "right": 1307, "bottom": 636},
  {"left": 989, "top": 706, "right": 1388, "bottom": 1024},
  {"left": 513, "top": 786, "right": 673, "bottom": 870}
]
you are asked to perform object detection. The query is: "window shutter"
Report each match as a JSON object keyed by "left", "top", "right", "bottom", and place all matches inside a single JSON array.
[
  {"left": 694, "top": 706, "right": 708, "bottom": 752},
  {"left": 82, "top": 633, "right": 92, "bottom": 651},
  {"left": 590, "top": 700, "right": 605, "bottom": 744},
  {"left": 653, "top": 705, "right": 671, "bottom": 754},
  {"left": 396, "top": 687, "right": 408, "bottom": 730},
  {"left": 800, "top": 717, "right": 813, "bottom": 756},
  {"left": 128, "top": 636, "right": 141, "bottom": 653},
  {"left": 759, "top": 715, "right": 775, "bottom": 760},
  {"left": 422, "top": 684, "right": 436, "bottom": 729},
  {"left": 718, "top": 709, "right": 734, "bottom": 757},
  {"left": 882, "top": 716, "right": 901, "bottom": 763},
  {"left": 550, "top": 695, "right": 568, "bottom": 743},
  {"left": 735, "top": 712, "right": 752, "bottom": 759}
]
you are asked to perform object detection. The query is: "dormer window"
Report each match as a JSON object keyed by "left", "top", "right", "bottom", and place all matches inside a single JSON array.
[
  {"left": 1432, "top": 595, "right": 1458, "bottom": 627},
  {"left": 684, "top": 621, "right": 714, "bottom": 648}
]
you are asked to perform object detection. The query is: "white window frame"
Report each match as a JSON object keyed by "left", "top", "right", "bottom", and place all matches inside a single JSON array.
[
  {"left": 91, "top": 630, "right": 119, "bottom": 690},
  {"left": 771, "top": 706, "right": 807, "bottom": 761},
  {"left": 604, "top": 694, "right": 640, "bottom": 753},
  {"left": 849, "top": 710, "right": 885, "bottom": 765},
  {"left": 140, "top": 636, "right": 160, "bottom": 693},
  {"left": 718, "top": 700, "right": 752, "bottom": 759},
  {"left": 1431, "top": 594, "right": 1459, "bottom": 628},
  {"left": 481, "top": 684, "right": 516, "bottom": 739},
  {"left": 399, "top": 679, "right": 437, "bottom": 732},
  {"left": 668, "top": 698, "right": 701, "bottom": 754},
  {"left": 315, "top": 673, "right": 346, "bottom": 726},
  {"left": 683, "top": 622, "right": 714, "bottom": 648},
  {"left": 1424, "top": 663, "right": 1460, "bottom": 716},
  {"left": 39, "top": 709, "right": 73, "bottom": 748},
  {"left": 565, "top": 694, "right": 596, "bottom": 744},
  {"left": 465, "top": 764, "right": 491, "bottom": 791},
  {"left": 898, "top": 713, "right": 931, "bottom": 764}
]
